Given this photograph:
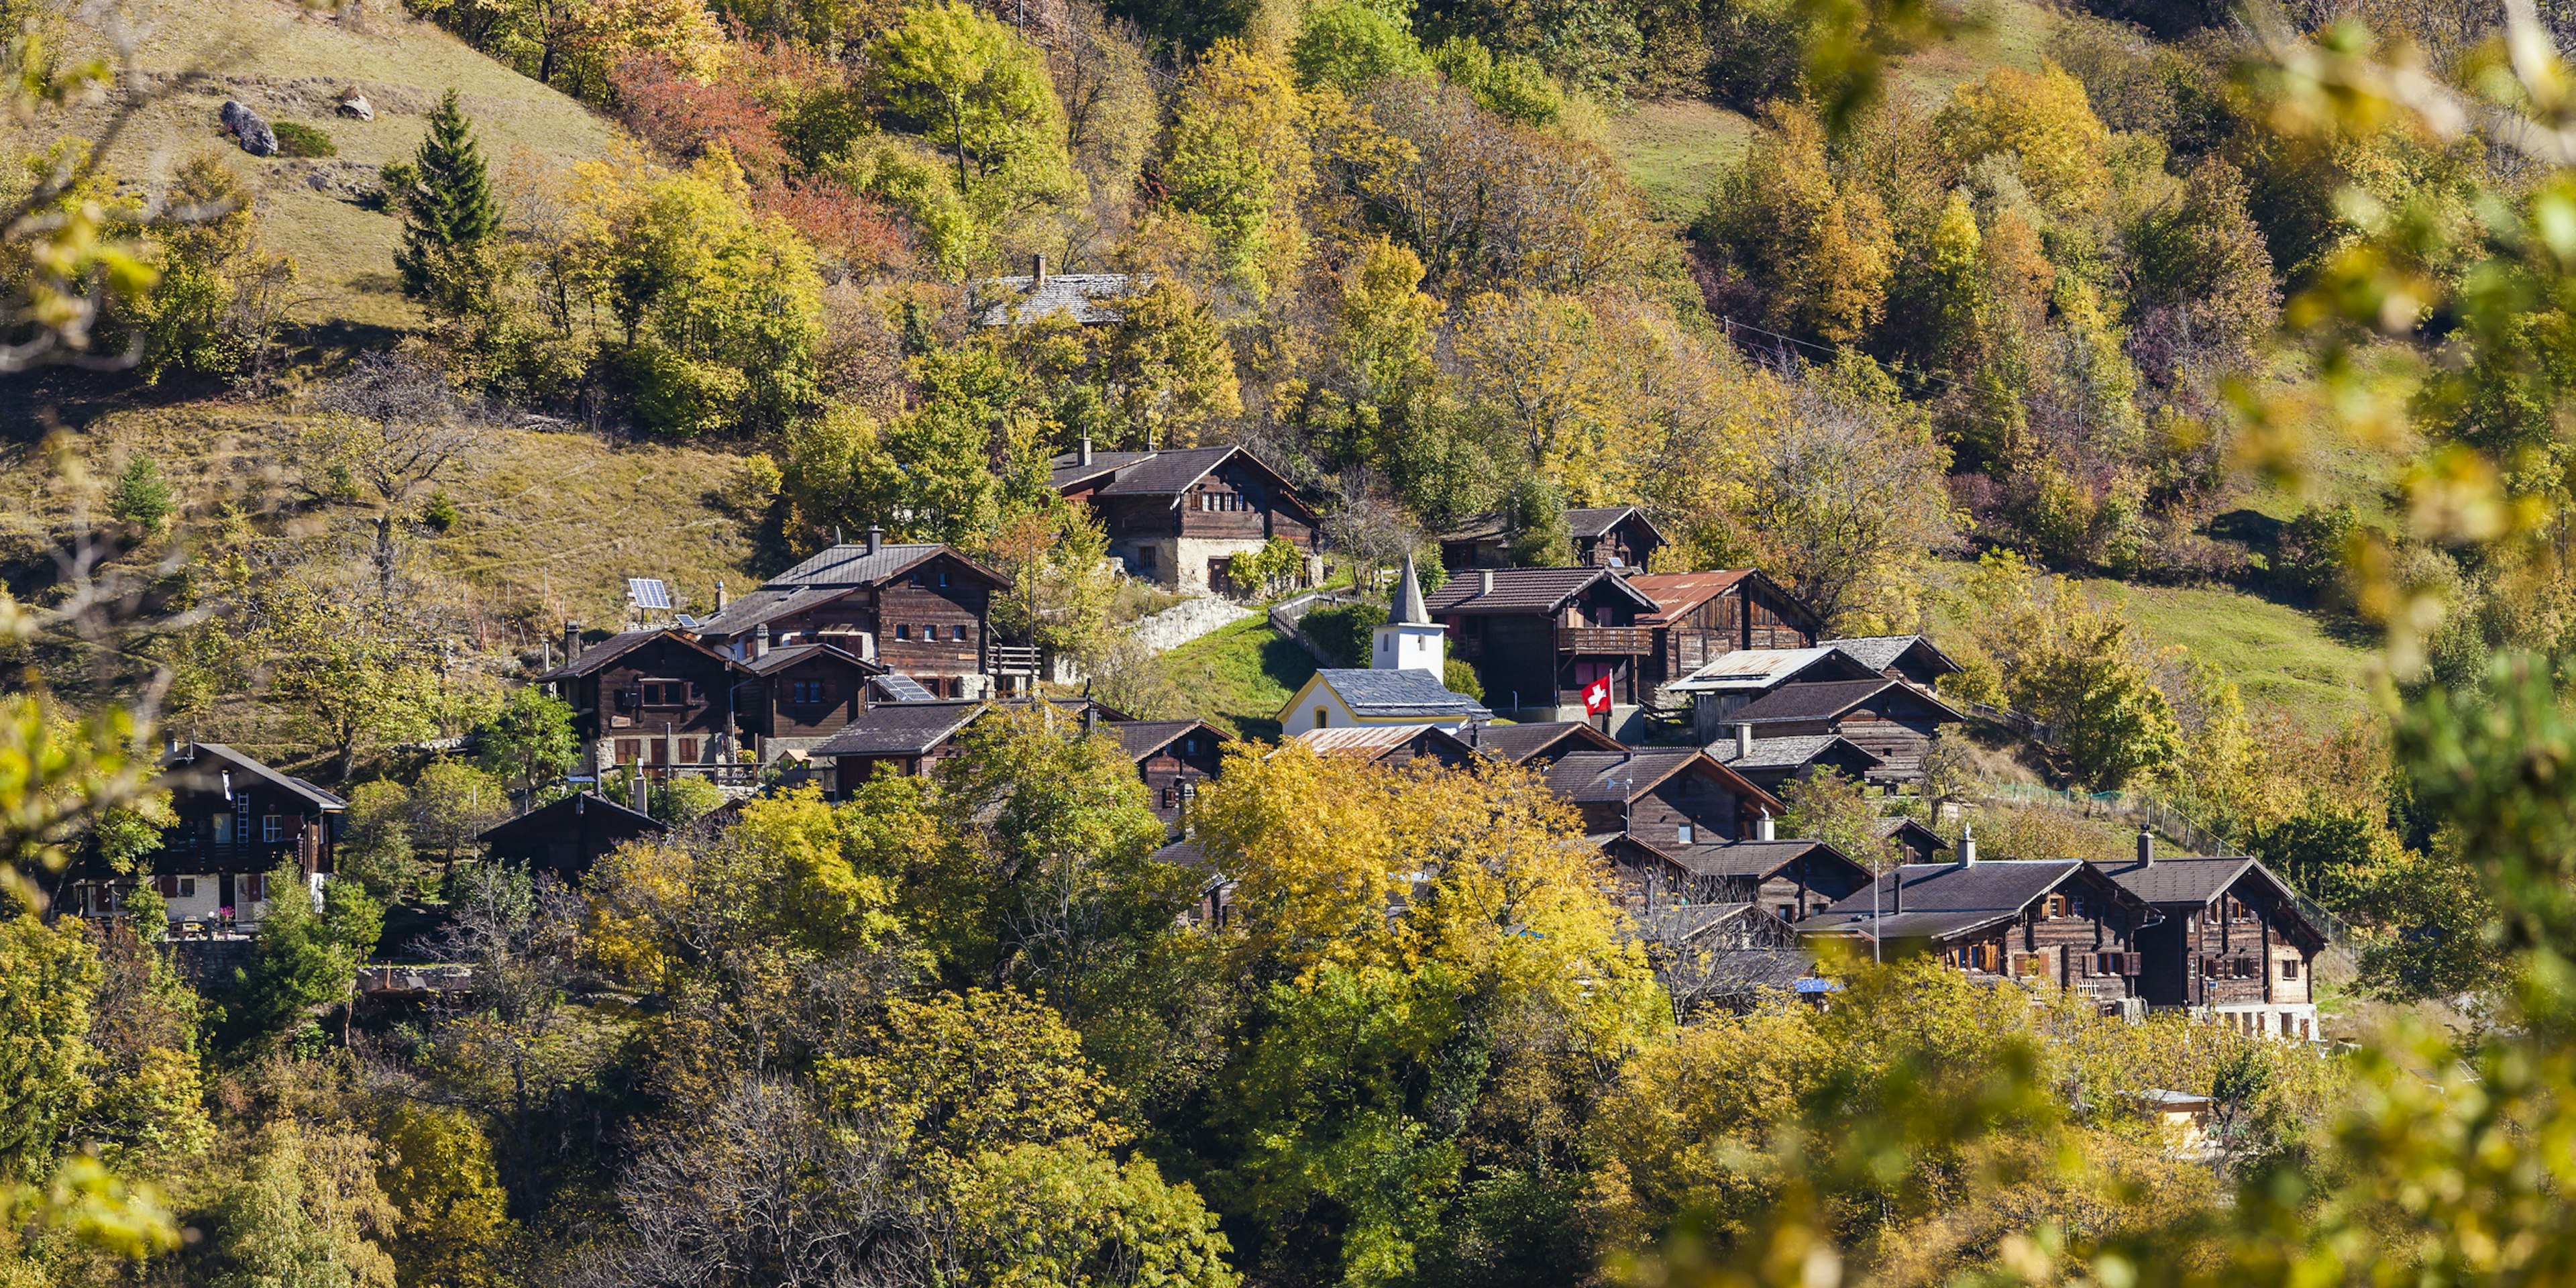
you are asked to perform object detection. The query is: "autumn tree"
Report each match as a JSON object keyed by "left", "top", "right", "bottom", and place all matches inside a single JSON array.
[
  {"left": 1163, "top": 41, "right": 1311, "bottom": 295},
  {"left": 1701, "top": 101, "right": 1894, "bottom": 345},
  {"left": 862, "top": 1, "right": 1081, "bottom": 271}
]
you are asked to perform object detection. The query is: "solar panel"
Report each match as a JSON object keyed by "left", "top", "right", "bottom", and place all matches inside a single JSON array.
[
  {"left": 872, "top": 674, "right": 937, "bottom": 702},
  {"left": 627, "top": 578, "right": 672, "bottom": 610}
]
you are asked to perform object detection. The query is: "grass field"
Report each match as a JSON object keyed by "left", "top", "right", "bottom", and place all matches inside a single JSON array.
[
  {"left": 2074, "top": 578, "right": 2379, "bottom": 733},
  {"left": 1159, "top": 616, "right": 1318, "bottom": 742}
]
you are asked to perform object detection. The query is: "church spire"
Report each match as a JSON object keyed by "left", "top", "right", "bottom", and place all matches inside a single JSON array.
[{"left": 1392, "top": 551, "right": 1430, "bottom": 625}]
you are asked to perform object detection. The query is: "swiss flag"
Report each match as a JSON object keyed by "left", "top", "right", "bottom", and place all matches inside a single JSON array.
[{"left": 1582, "top": 674, "right": 1614, "bottom": 715}]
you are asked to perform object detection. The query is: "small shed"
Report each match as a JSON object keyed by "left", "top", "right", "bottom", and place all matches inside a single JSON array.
[{"left": 478, "top": 792, "right": 668, "bottom": 881}]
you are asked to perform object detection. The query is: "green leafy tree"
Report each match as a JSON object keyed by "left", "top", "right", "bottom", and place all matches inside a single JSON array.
[
  {"left": 471, "top": 687, "right": 576, "bottom": 804},
  {"left": 408, "top": 760, "right": 507, "bottom": 867},
  {"left": 227, "top": 867, "right": 384, "bottom": 1049},
  {"left": 376, "top": 1104, "right": 513, "bottom": 1288},
  {"left": 863, "top": 1, "right": 1081, "bottom": 255},
  {"left": 336, "top": 780, "right": 427, "bottom": 904},
  {"left": 2015, "top": 613, "right": 2185, "bottom": 791},
  {"left": 0, "top": 914, "right": 100, "bottom": 1185},
  {"left": 1163, "top": 41, "right": 1310, "bottom": 294},
  {"left": 1778, "top": 767, "right": 1896, "bottom": 871},
  {"left": 387, "top": 90, "right": 504, "bottom": 316},
  {"left": 1291, "top": 0, "right": 1430, "bottom": 91}
]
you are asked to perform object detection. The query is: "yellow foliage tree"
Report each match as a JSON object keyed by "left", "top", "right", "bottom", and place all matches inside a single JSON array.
[
  {"left": 1936, "top": 62, "right": 2115, "bottom": 219},
  {"left": 1162, "top": 41, "right": 1313, "bottom": 297}
]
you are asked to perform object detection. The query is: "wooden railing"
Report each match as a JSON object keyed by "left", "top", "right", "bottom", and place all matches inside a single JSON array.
[
  {"left": 1557, "top": 627, "right": 1655, "bottom": 653},
  {"left": 985, "top": 644, "right": 1041, "bottom": 676}
]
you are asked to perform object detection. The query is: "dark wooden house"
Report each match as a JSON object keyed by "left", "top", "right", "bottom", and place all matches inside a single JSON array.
[
  {"left": 1718, "top": 679, "right": 1966, "bottom": 783},
  {"left": 737, "top": 642, "right": 885, "bottom": 761},
  {"left": 541, "top": 629, "right": 750, "bottom": 778},
  {"left": 1877, "top": 817, "right": 1951, "bottom": 866},
  {"left": 1627, "top": 570, "right": 1825, "bottom": 689},
  {"left": 1423, "top": 567, "right": 1662, "bottom": 716},
  {"left": 1801, "top": 847, "right": 2155, "bottom": 1007},
  {"left": 2098, "top": 838, "right": 2330, "bottom": 1039},
  {"left": 1824, "top": 635, "right": 1966, "bottom": 693},
  {"left": 1705, "top": 731, "right": 1886, "bottom": 794},
  {"left": 1605, "top": 835, "right": 1874, "bottom": 924},
  {"left": 478, "top": 791, "right": 669, "bottom": 881},
  {"left": 1437, "top": 506, "right": 1668, "bottom": 572},
  {"left": 60, "top": 743, "right": 343, "bottom": 933},
  {"left": 814, "top": 698, "right": 1130, "bottom": 794},
  {"left": 1420, "top": 720, "right": 1623, "bottom": 769},
  {"left": 1541, "top": 749, "right": 1784, "bottom": 846},
  {"left": 689, "top": 531, "right": 1012, "bottom": 699},
  {"left": 1050, "top": 442, "right": 1321, "bottom": 595},
  {"left": 1673, "top": 647, "right": 1884, "bottom": 740},
  {"left": 1112, "top": 719, "right": 1231, "bottom": 823}
]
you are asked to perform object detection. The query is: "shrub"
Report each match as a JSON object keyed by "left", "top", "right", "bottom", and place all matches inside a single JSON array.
[
  {"left": 1301, "top": 600, "right": 1386, "bottom": 667},
  {"left": 1443, "top": 657, "right": 1484, "bottom": 700},
  {"left": 270, "top": 121, "right": 337, "bottom": 158},
  {"left": 420, "top": 490, "right": 459, "bottom": 533},
  {"left": 110, "top": 455, "right": 174, "bottom": 529}
]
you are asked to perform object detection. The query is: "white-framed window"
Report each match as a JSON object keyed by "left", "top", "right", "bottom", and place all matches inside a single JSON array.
[
  {"left": 177, "top": 877, "right": 197, "bottom": 898},
  {"left": 1676, "top": 822, "right": 1695, "bottom": 845},
  {"left": 263, "top": 815, "right": 284, "bottom": 842}
]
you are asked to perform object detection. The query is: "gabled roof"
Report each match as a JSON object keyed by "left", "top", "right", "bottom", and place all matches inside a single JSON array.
[
  {"left": 692, "top": 543, "right": 1006, "bottom": 639},
  {"left": 1671, "top": 647, "right": 1878, "bottom": 693},
  {"left": 476, "top": 790, "right": 665, "bottom": 845},
  {"left": 1426, "top": 720, "right": 1622, "bottom": 765},
  {"left": 1287, "top": 724, "right": 1438, "bottom": 760},
  {"left": 1825, "top": 635, "right": 1964, "bottom": 679},
  {"left": 164, "top": 743, "right": 347, "bottom": 810},
  {"left": 1050, "top": 450, "right": 1160, "bottom": 491},
  {"left": 1544, "top": 749, "right": 1782, "bottom": 813},
  {"left": 1421, "top": 566, "right": 1660, "bottom": 615},
  {"left": 1708, "top": 734, "right": 1885, "bottom": 773},
  {"left": 1726, "top": 678, "right": 1967, "bottom": 726},
  {"left": 1564, "top": 505, "right": 1666, "bottom": 544},
  {"left": 1615, "top": 835, "right": 1866, "bottom": 883},
  {"left": 810, "top": 701, "right": 986, "bottom": 758},
  {"left": 1875, "top": 816, "right": 1951, "bottom": 851},
  {"left": 1627, "top": 568, "right": 1819, "bottom": 630},
  {"left": 2095, "top": 857, "right": 2326, "bottom": 949},
  {"left": 1303, "top": 669, "right": 1493, "bottom": 719},
  {"left": 740, "top": 642, "right": 884, "bottom": 677},
  {"left": 1804, "top": 859, "right": 2144, "bottom": 942},
  {"left": 973, "top": 272, "right": 1139, "bottom": 325},
  {"left": 1046, "top": 443, "right": 1316, "bottom": 516},
  {"left": 543, "top": 628, "right": 744, "bottom": 682},
  {"left": 1110, "top": 719, "right": 1227, "bottom": 762}
]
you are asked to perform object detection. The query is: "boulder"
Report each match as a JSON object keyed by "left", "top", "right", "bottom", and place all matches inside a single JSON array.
[
  {"left": 337, "top": 92, "right": 373, "bottom": 121},
  {"left": 219, "top": 99, "right": 277, "bottom": 156}
]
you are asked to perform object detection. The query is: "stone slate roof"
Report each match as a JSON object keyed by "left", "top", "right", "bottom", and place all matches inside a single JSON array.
[
  {"left": 1621, "top": 836, "right": 1862, "bottom": 881},
  {"left": 543, "top": 629, "right": 739, "bottom": 681},
  {"left": 1708, "top": 734, "right": 1884, "bottom": 772},
  {"left": 1428, "top": 720, "right": 1621, "bottom": 764},
  {"left": 1310, "top": 669, "right": 1492, "bottom": 718},
  {"left": 973, "top": 272, "right": 1140, "bottom": 325},
  {"left": 168, "top": 743, "right": 347, "bottom": 810},
  {"left": 1544, "top": 749, "right": 1709, "bottom": 804},
  {"left": 1091, "top": 447, "right": 1238, "bottom": 496},
  {"left": 2096, "top": 854, "right": 2314, "bottom": 928},
  {"left": 810, "top": 702, "right": 985, "bottom": 757},
  {"left": 1564, "top": 505, "right": 1664, "bottom": 543},
  {"left": 1824, "top": 634, "right": 1964, "bottom": 678},
  {"left": 1725, "top": 678, "right": 1968, "bottom": 726},
  {"left": 1671, "top": 647, "right": 1876, "bottom": 693},
  {"left": 1805, "top": 859, "right": 2108, "bottom": 941},
  {"left": 1049, "top": 450, "right": 1159, "bottom": 491},
  {"left": 739, "top": 643, "right": 882, "bottom": 677},
  {"left": 477, "top": 790, "right": 664, "bottom": 846},
  {"left": 1421, "top": 566, "right": 1659, "bottom": 615},
  {"left": 1110, "top": 719, "right": 1224, "bottom": 761},
  {"left": 1628, "top": 901, "right": 1758, "bottom": 943},
  {"left": 690, "top": 543, "right": 1004, "bottom": 640}
]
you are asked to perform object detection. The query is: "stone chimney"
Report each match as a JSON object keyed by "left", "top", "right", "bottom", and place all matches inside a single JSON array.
[
  {"left": 1756, "top": 808, "right": 1774, "bottom": 842},
  {"left": 562, "top": 620, "right": 582, "bottom": 664},
  {"left": 1032, "top": 252, "right": 1048, "bottom": 285},
  {"left": 753, "top": 623, "right": 771, "bottom": 660},
  {"left": 1479, "top": 569, "right": 1495, "bottom": 597},
  {"left": 1734, "top": 722, "right": 1753, "bottom": 761},
  {"left": 1958, "top": 821, "right": 1978, "bottom": 866},
  {"left": 715, "top": 579, "right": 729, "bottom": 612},
  {"left": 1078, "top": 435, "right": 1093, "bottom": 467},
  {"left": 865, "top": 523, "right": 884, "bottom": 555},
  {"left": 2137, "top": 825, "right": 2155, "bottom": 867}
]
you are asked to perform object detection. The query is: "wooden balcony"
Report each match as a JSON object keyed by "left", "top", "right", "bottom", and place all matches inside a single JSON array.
[
  {"left": 1557, "top": 627, "right": 1654, "bottom": 654},
  {"left": 986, "top": 644, "right": 1041, "bottom": 676}
]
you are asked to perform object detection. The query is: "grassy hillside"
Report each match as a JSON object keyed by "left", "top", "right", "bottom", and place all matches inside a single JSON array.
[
  {"left": 2073, "top": 578, "right": 2377, "bottom": 733},
  {"left": 1160, "top": 618, "right": 1318, "bottom": 742},
  {"left": 51, "top": 0, "right": 628, "bottom": 335}
]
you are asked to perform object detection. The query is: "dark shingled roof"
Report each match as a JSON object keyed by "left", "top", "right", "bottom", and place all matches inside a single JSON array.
[
  {"left": 1564, "top": 505, "right": 1664, "bottom": 543},
  {"left": 2096, "top": 855, "right": 2267, "bottom": 907},
  {"left": 1050, "top": 450, "right": 1159, "bottom": 491},
  {"left": 1545, "top": 749, "right": 1709, "bottom": 804},
  {"left": 1726, "top": 678, "right": 1967, "bottom": 726},
  {"left": 1708, "top": 734, "right": 1884, "bottom": 772},
  {"left": 973, "top": 272, "right": 1140, "bottom": 326},
  {"left": 1823, "top": 860, "right": 2082, "bottom": 918},
  {"left": 1825, "top": 635, "right": 1964, "bottom": 678},
  {"left": 476, "top": 790, "right": 664, "bottom": 846},
  {"left": 810, "top": 702, "right": 985, "bottom": 758},
  {"left": 1110, "top": 719, "right": 1224, "bottom": 761},
  {"left": 1093, "top": 446, "right": 1238, "bottom": 496},
  {"left": 1803, "top": 908, "right": 2027, "bottom": 941},
  {"left": 1310, "top": 669, "right": 1493, "bottom": 718},
  {"left": 1628, "top": 902, "right": 1758, "bottom": 943},
  {"left": 1619, "top": 836, "right": 1864, "bottom": 882},
  {"left": 739, "top": 643, "right": 883, "bottom": 677},
  {"left": 543, "top": 629, "right": 738, "bottom": 681},
  {"left": 1428, "top": 720, "right": 1621, "bottom": 764},
  {"left": 1421, "top": 566, "right": 1659, "bottom": 615},
  {"left": 168, "top": 743, "right": 347, "bottom": 810},
  {"left": 691, "top": 543, "right": 1004, "bottom": 639}
]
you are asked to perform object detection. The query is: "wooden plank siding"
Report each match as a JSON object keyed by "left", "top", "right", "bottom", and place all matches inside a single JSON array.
[{"left": 1138, "top": 739, "right": 1228, "bottom": 823}]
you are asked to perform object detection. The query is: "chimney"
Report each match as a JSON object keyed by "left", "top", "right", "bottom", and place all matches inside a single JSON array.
[
  {"left": 2137, "top": 825, "right": 2155, "bottom": 867},
  {"left": 563, "top": 620, "right": 582, "bottom": 663},
  {"left": 1958, "top": 821, "right": 1978, "bottom": 866},
  {"left": 1734, "top": 722, "right": 1753, "bottom": 761},
  {"left": 716, "top": 579, "right": 729, "bottom": 611},
  {"left": 865, "top": 523, "right": 884, "bottom": 555},
  {"left": 1756, "top": 808, "right": 1774, "bottom": 842},
  {"left": 1032, "top": 252, "right": 1048, "bottom": 285},
  {"left": 753, "top": 623, "right": 771, "bottom": 660},
  {"left": 1083, "top": 705, "right": 1099, "bottom": 734},
  {"left": 1479, "top": 569, "right": 1495, "bottom": 597},
  {"left": 1079, "top": 435, "right": 1093, "bottom": 467}
]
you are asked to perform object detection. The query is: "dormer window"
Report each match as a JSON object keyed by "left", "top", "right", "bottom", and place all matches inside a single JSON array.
[{"left": 1676, "top": 822, "right": 1695, "bottom": 846}]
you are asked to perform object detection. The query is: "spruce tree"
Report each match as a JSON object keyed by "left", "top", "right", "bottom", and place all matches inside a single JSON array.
[{"left": 390, "top": 89, "right": 503, "bottom": 315}]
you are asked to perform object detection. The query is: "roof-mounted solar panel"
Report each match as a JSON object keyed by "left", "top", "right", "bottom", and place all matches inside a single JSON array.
[
  {"left": 871, "top": 675, "right": 937, "bottom": 702},
  {"left": 627, "top": 578, "right": 673, "bottom": 610}
]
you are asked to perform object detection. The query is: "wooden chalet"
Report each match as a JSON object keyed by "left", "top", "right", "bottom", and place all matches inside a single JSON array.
[
  {"left": 1823, "top": 635, "right": 1965, "bottom": 692},
  {"left": 813, "top": 698, "right": 1128, "bottom": 793},
  {"left": 1704, "top": 729, "right": 1886, "bottom": 794},
  {"left": 1437, "top": 506, "right": 1667, "bottom": 572},
  {"left": 1049, "top": 441, "right": 1321, "bottom": 595},
  {"left": 1627, "top": 570, "right": 1825, "bottom": 690},
  {"left": 736, "top": 642, "right": 885, "bottom": 763},
  {"left": 1111, "top": 719, "right": 1231, "bottom": 823},
  {"left": 1422, "top": 567, "right": 1662, "bottom": 717},
  {"left": 1540, "top": 749, "right": 1784, "bottom": 846},
  {"left": 1877, "top": 816, "right": 1951, "bottom": 866},
  {"left": 1419, "top": 720, "right": 1623, "bottom": 769},
  {"left": 1672, "top": 647, "right": 1884, "bottom": 740},
  {"left": 60, "top": 742, "right": 344, "bottom": 932},
  {"left": 2098, "top": 835, "right": 2330, "bottom": 1039},
  {"left": 1801, "top": 839, "right": 2155, "bottom": 1008},
  {"left": 540, "top": 629, "right": 749, "bottom": 779},
  {"left": 478, "top": 791, "right": 669, "bottom": 881},
  {"left": 688, "top": 530, "right": 1015, "bottom": 699},
  {"left": 1717, "top": 678, "right": 1966, "bottom": 783},
  {"left": 1605, "top": 834, "right": 1874, "bottom": 924}
]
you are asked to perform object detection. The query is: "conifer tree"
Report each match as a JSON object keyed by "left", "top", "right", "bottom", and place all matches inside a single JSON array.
[{"left": 388, "top": 89, "right": 504, "bottom": 315}]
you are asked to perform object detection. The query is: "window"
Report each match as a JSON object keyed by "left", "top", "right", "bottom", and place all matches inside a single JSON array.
[
  {"left": 1779, "top": 903, "right": 1796, "bottom": 922},
  {"left": 1676, "top": 822, "right": 1695, "bottom": 846},
  {"left": 2280, "top": 958, "right": 2299, "bottom": 980},
  {"left": 614, "top": 739, "right": 643, "bottom": 765},
  {"left": 678, "top": 739, "right": 700, "bottom": 763},
  {"left": 2045, "top": 894, "right": 2066, "bottom": 919},
  {"left": 896, "top": 625, "right": 910, "bottom": 641},
  {"left": 939, "top": 570, "right": 950, "bottom": 587},
  {"left": 262, "top": 815, "right": 283, "bottom": 842},
  {"left": 791, "top": 680, "right": 829, "bottom": 704},
  {"left": 1314, "top": 707, "right": 1328, "bottom": 729},
  {"left": 2072, "top": 894, "right": 2088, "bottom": 918},
  {"left": 176, "top": 877, "right": 196, "bottom": 898},
  {"left": 641, "top": 681, "right": 690, "bottom": 707}
]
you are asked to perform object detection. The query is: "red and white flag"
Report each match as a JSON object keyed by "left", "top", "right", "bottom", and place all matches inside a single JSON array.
[{"left": 1582, "top": 674, "right": 1614, "bottom": 715}]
